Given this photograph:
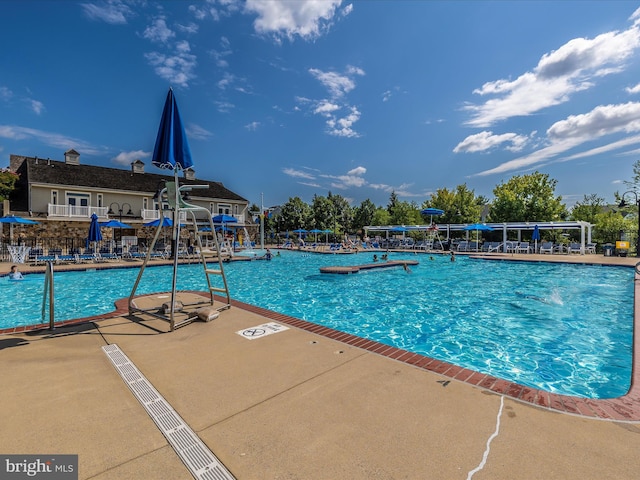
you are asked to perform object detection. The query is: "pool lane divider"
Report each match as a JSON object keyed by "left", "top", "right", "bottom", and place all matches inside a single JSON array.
[
  {"left": 102, "top": 344, "right": 236, "bottom": 480},
  {"left": 319, "top": 260, "right": 419, "bottom": 274}
]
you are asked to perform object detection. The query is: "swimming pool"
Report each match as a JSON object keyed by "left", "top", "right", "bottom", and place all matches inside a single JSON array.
[{"left": 2, "top": 251, "right": 634, "bottom": 398}]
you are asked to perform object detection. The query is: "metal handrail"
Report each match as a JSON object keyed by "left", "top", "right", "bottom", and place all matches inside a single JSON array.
[{"left": 41, "top": 261, "right": 54, "bottom": 329}]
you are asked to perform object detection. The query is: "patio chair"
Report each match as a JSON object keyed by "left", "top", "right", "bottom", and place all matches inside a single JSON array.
[
  {"left": 586, "top": 243, "right": 597, "bottom": 254},
  {"left": 516, "top": 242, "right": 531, "bottom": 253},
  {"left": 568, "top": 243, "right": 582, "bottom": 254},
  {"left": 539, "top": 242, "right": 553, "bottom": 254}
]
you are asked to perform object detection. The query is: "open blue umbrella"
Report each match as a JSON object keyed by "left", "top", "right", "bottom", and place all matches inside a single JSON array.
[
  {"left": 0, "top": 215, "right": 39, "bottom": 244},
  {"left": 88, "top": 213, "right": 103, "bottom": 242},
  {"left": 464, "top": 223, "right": 494, "bottom": 252},
  {"left": 101, "top": 219, "right": 133, "bottom": 229},
  {"left": 309, "top": 228, "right": 323, "bottom": 242},
  {"left": 143, "top": 217, "right": 174, "bottom": 227},
  {"left": 0, "top": 215, "right": 39, "bottom": 225},
  {"left": 152, "top": 88, "right": 193, "bottom": 171},
  {"left": 212, "top": 214, "right": 238, "bottom": 223},
  {"left": 420, "top": 208, "right": 444, "bottom": 216}
]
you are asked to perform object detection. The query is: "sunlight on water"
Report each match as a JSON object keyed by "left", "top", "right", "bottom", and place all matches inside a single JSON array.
[{"left": 2, "top": 251, "right": 633, "bottom": 399}]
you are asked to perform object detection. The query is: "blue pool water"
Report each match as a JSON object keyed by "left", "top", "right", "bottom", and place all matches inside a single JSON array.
[{"left": 2, "top": 251, "right": 634, "bottom": 399}]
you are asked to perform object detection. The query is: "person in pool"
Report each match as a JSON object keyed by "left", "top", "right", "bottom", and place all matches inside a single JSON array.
[{"left": 9, "top": 265, "right": 23, "bottom": 280}]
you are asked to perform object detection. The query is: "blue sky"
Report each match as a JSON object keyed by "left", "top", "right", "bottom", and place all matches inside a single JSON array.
[{"left": 2, "top": 1, "right": 640, "bottom": 210}]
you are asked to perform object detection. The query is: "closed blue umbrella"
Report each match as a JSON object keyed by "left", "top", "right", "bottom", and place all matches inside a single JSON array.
[
  {"left": 532, "top": 225, "right": 540, "bottom": 252},
  {"left": 152, "top": 88, "right": 193, "bottom": 171},
  {"left": 88, "top": 213, "right": 103, "bottom": 243}
]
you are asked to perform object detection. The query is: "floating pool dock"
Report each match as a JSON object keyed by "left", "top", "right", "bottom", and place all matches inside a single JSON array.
[{"left": 319, "top": 260, "right": 419, "bottom": 274}]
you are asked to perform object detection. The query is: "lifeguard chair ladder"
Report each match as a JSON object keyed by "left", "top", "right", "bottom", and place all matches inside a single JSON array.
[
  {"left": 128, "top": 180, "right": 231, "bottom": 331},
  {"left": 426, "top": 225, "right": 445, "bottom": 252}
]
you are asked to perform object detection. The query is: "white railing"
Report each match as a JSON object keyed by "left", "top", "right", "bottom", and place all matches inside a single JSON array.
[
  {"left": 141, "top": 208, "right": 187, "bottom": 223},
  {"left": 48, "top": 204, "right": 109, "bottom": 219}
]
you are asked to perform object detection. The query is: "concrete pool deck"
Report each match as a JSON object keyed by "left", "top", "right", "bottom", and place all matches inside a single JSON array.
[{"left": 1, "top": 252, "right": 640, "bottom": 479}]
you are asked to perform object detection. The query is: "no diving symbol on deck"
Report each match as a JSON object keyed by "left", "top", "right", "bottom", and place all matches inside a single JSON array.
[
  {"left": 243, "top": 328, "right": 266, "bottom": 337},
  {"left": 236, "top": 322, "right": 289, "bottom": 340}
]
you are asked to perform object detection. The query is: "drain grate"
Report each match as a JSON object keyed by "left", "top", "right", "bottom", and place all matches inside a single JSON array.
[{"left": 103, "top": 344, "right": 235, "bottom": 480}]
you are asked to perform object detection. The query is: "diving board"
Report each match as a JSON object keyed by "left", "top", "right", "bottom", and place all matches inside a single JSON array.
[{"left": 320, "top": 260, "right": 418, "bottom": 274}]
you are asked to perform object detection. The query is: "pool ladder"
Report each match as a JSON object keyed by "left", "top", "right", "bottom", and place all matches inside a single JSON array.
[{"left": 41, "top": 260, "right": 55, "bottom": 329}]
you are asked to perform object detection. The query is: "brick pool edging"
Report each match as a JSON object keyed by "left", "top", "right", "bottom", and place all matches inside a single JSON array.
[{"left": 222, "top": 292, "right": 640, "bottom": 422}]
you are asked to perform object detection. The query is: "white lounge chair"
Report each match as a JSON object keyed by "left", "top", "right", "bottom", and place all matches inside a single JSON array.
[
  {"left": 539, "top": 242, "right": 553, "bottom": 254},
  {"left": 516, "top": 242, "right": 531, "bottom": 253}
]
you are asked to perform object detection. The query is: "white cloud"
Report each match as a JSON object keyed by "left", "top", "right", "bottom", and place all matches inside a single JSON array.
[
  {"left": 28, "top": 99, "right": 45, "bottom": 115},
  {"left": 245, "top": 121, "right": 260, "bottom": 131},
  {"left": 0, "top": 125, "right": 107, "bottom": 156},
  {"left": 309, "top": 66, "right": 364, "bottom": 99},
  {"left": 112, "top": 150, "right": 149, "bottom": 166},
  {"left": 283, "top": 167, "right": 316, "bottom": 180},
  {"left": 453, "top": 131, "right": 531, "bottom": 153},
  {"left": 81, "top": 1, "right": 134, "bottom": 24},
  {"left": 143, "top": 17, "right": 175, "bottom": 44},
  {"left": 474, "top": 102, "right": 640, "bottom": 176},
  {"left": 626, "top": 83, "right": 640, "bottom": 94},
  {"left": 305, "top": 66, "right": 365, "bottom": 137},
  {"left": 244, "top": 0, "right": 347, "bottom": 41},
  {"left": 314, "top": 100, "right": 340, "bottom": 115},
  {"left": 0, "top": 86, "right": 12, "bottom": 101},
  {"left": 186, "top": 123, "right": 213, "bottom": 140},
  {"left": 320, "top": 165, "right": 367, "bottom": 189},
  {"left": 145, "top": 41, "right": 197, "bottom": 88},
  {"left": 465, "top": 20, "right": 640, "bottom": 127},
  {"left": 326, "top": 106, "right": 361, "bottom": 138}
]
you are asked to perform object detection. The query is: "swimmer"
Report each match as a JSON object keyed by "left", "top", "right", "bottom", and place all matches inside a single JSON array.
[
  {"left": 373, "top": 254, "right": 378, "bottom": 262},
  {"left": 450, "top": 251, "right": 456, "bottom": 262},
  {"left": 9, "top": 265, "right": 23, "bottom": 280}
]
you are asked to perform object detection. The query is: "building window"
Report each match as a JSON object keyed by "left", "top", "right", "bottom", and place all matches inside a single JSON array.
[
  {"left": 218, "top": 204, "right": 231, "bottom": 215},
  {"left": 209, "top": 202, "right": 215, "bottom": 213},
  {"left": 67, "top": 192, "right": 90, "bottom": 207},
  {"left": 97, "top": 193, "right": 103, "bottom": 208},
  {"left": 143, "top": 197, "right": 149, "bottom": 210},
  {"left": 51, "top": 190, "right": 58, "bottom": 205}
]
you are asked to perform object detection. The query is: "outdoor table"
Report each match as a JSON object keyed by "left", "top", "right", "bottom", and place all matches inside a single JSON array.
[{"left": 7, "top": 245, "right": 31, "bottom": 264}]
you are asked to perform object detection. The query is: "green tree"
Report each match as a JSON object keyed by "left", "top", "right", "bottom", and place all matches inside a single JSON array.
[
  {"left": 310, "top": 194, "right": 333, "bottom": 231},
  {"left": 280, "top": 196, "right": 312, "bottom": 231},
  {"left": 328, "top": 192, "right": 353, "bottom": 235},
  {"left": 371, "top": 206, "right": 390, "bottom": 226},
  {"left": 352, "top": 199, "right": 376, "bottom": 233},
  {"left": 622, "top": 159, "right": 640, "bottom": 192},
  {"left": 0, "top": 170, "right": 18, "bottom": 201},
  {"left": 489, "top": 172, "right": 566, "bottom": 222},
  {"left": 425, "top": 183, "right": 482, "bottom": 224},
  {"left": 594, "top": 211, "right": 632, "bottom": 246},
  {"left": 570, "top": 194, "right": 605, "bottom": 224}
]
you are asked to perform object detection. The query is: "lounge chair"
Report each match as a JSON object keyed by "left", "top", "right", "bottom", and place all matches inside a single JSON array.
[
  {"left": 539, "top": 242, "right": 553, "bottom": 254},
  {"left": 516, "top": 242, "right": 531, "bottom": 253},
  {"left": 586, "top": 243, "right": 597, "bottom": 254},
  {"left": 568, "top": 243, "right": 582, "bottom": 254}
]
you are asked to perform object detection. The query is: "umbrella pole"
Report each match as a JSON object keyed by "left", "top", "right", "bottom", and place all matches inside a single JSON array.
[{"left": 170, "top": 170, "right": 180, "bottom": 329}]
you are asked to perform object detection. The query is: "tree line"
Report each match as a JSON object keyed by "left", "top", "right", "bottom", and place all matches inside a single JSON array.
[{"left": 257, "top": 170, "right": 637, "bottom": 250}]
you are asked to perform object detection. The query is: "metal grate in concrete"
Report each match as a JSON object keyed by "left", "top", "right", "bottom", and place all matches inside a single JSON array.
[{"left": 102, "top": 344, "right": 235, "bottom": 480}]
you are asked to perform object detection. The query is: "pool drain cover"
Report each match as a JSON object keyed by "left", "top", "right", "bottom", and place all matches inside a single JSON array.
[{"left": 103, "top": 344, "right": 235, "bottom": 480}]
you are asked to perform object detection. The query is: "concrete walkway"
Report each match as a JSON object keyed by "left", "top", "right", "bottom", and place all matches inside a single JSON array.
[{"left": 1, "top": 252, "right": 640, "bottom": 479}]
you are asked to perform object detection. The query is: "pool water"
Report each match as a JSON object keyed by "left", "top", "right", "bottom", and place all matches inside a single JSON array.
[{"left": 3, "top": 251, "right": 634, "bottom": 399}]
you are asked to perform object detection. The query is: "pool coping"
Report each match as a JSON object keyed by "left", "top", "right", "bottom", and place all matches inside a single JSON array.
[{"left": 1, "top": 256, "right": 639, "bottom": 421}]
